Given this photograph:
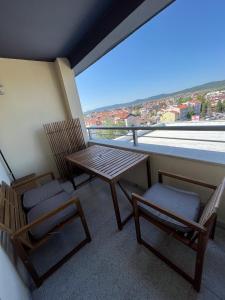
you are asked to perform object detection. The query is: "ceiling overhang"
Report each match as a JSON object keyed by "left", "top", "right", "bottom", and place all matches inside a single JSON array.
[
  {"left": 74, "top": 0, "right": 175, "bottom": 75},
  {"left": 0, "top": 0, "right": 174, "bottom": 74}
]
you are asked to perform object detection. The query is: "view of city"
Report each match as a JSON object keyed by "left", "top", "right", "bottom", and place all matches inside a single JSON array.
[
  {"left": 76, "top": 0, "right": 225, "bottom": 154},
  {"left": 83, "top": 80, "right": 225, "bottom": 152},
  {"left": 84, "top": 80, "right": 225, "bottom": 128}
]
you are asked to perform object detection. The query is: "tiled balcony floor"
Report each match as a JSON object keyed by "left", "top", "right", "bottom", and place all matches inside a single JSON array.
[{"left": 32, "top": 178, "right": 225, "bottom": 300}]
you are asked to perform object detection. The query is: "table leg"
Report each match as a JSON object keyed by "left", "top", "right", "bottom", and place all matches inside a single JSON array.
[
  {"left": 146, "top": 158, "right": 151, "bottom": 188},
  {"left": 117, "top": 181, "right": 133, "bottom": 206},
  {"left": 110, "top": 182, "right": 122, "bottom": 231}
]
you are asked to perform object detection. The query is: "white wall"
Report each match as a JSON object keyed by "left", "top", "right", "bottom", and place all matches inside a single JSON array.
[
  {"left": 0, "top": 156, "right": 11, "bottom": 184},
  {"left": 0, "top": 243, "right": 31, "bottom": 300},
  {"left": 0, "top": 57, "right": 85, "bottom": 178}
]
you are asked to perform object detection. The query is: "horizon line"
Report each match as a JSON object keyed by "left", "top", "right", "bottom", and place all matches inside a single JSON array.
[{"left": 83, "top": 78, "right": 225, "bottom": 113}]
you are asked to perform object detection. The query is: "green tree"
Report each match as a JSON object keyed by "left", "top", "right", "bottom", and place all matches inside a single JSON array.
[
  {"left": 196, "top": 94, "right": 205, "bottom": 102},
  {"left": 186, "top": 112, "right": 191, "bottom": 120},
  {"left": 201, "top": 101, "right": 208, "bottom": 118},
  {"left": 216, "top": 100, "right": 223, "bottom": 113},
  {"left": 132, "top": 105, "right": 141, "bottom": 116},
  {"left": 187, "top": 108, "right": 194, "bottom": 120},
  {"left": 207, "top": 101, "right": 212, "bottom": 116},
  {"left": 177, "top": 97, "right": 192, "bottom": 104},
  {"left": 96, "top": 118, "right": 127, "bottom": 140},
  {"left": 223, "top": 101, "right": 225, "bottom": 112}
]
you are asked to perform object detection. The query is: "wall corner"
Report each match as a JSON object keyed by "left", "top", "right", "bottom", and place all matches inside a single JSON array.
[{"left": 55, "top": 57, "right": 88, "bottom": 142}]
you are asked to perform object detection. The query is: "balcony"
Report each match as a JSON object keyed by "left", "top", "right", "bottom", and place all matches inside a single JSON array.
[
  {"left": 86, "top": 124, "right": 225, "bottom": 228},
  {"left": 87, "top": 124, "right": 225, "bottom": 165},
  {"left": 0, "top": 1, "right": 225, "bottom": 300},
  {"left": 1, "top": 121, "right": 225, "bottom": 299},
  {"left": 21, "top": 179, "right": 225, "bottom": 300}
]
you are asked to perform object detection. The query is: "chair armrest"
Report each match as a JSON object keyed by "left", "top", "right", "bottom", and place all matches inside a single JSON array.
[
  {"left": 12, "top": 197, "right": 79, "bottom": 238},
  {"left": 158, "top": 170, "right": 217, "bottom": 190},
  {"left": 132, "top": 193, "right": 206, "bottom": 233},
  {"left": 12, "top": 172, "right": 55, "bottom": 189},
  {"left": 0, "top": 222, "right": 13, "bottom": 235}
]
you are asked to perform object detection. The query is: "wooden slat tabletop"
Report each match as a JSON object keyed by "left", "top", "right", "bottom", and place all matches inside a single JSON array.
[{"left": 66, "top": 145, "right": 148, "bottom": 181}]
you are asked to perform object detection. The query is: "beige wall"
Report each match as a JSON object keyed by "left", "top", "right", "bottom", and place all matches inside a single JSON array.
[{"left": 0, "top": 57, "right": 84, "bottom": 178}]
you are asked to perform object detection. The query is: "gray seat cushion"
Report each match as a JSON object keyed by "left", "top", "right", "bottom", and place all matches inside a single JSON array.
[
  {"left": 60, "top": 181, "right": 74, "bottom": 195},
  {"left": 23, "top": 180, "right": 62, "bottom": 210},
  {"left": 27, "top": 192, "right": 77, "bottom": 239},
  {"left": 139, "top": 183, "right": 201, "bottom": 232}
]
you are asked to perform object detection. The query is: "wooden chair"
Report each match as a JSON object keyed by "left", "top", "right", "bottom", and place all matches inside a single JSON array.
[
  {"left": 0, "top": 180, "right": 91, "bottom": 287},
  {"left": 132, "top": 170, "right": 225, "bottom": 292},
  {"left": 11, "top": 171, "right": 55, "bottom": 196},
  {"left": 44, "top": 118, "right": 92, "bottom": 188}
]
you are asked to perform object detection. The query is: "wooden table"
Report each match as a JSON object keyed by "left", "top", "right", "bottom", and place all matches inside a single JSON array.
[{"left": 66, "top": 145, "right": 150, "bottom": 230}]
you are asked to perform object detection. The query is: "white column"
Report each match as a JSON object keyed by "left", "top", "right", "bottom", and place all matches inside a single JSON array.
[{"left": 55, "top": 58, "right": 88, "bottom": 141}]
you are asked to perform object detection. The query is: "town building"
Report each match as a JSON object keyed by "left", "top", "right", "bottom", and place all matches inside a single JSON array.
[
  {"left": 160, "top": 111, "right": 179, "bottom": 123},
  {"left": 125, "top": 114, "right": 140, "bottom": 126}
]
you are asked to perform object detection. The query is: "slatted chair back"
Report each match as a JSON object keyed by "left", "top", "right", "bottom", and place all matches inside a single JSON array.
[
  {"left": 0, "top": 182, "right": 31, "bottom": 247},
  {"left": 44, "top": 118, "right": 86, "bottom": 179},
  {"left": 199, "top": 177, "right": 225, "bottom": 227}
]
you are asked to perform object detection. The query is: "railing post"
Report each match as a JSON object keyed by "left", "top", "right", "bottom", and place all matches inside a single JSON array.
[
  {"left": 132, "top": 129, "right": 138, "bottom": 146},
  {"left": 87, "top": 128, "right": 92, "bottom": 140}
]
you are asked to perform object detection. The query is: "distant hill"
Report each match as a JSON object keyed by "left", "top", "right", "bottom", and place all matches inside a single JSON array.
[{"left": 84, "top": 79, "right": 225, "bottom": 114}]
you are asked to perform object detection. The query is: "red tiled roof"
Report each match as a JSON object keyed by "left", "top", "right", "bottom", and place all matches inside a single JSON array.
[{"left": 178, "top": 104, "right": 188, "bottom": 109}]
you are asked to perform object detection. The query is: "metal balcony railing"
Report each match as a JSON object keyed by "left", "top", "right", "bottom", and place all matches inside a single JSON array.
[{"left": 86, "top": 125, "right": 225, "bottom": 147}]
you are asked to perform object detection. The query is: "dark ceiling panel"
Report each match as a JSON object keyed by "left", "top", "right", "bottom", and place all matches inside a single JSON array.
[
  {"left": 0, "top": 0, "right": 172, "bottom": 68},
  {"left": 68, "top": 0, "right": 146, "bottom": 67},
  {"left": 0, "top": 0, "right": 113, "bottom": 61}
]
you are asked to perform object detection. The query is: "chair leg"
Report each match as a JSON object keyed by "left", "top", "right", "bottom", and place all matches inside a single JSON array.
[
  {"left": 12, "top": 237, "right": 42, "bottom": 287},
  {"left": 193, "top": 232, "right": 208, "bottom": 292},
  {"left": 133, "top": 199, "right": 142, "bottom": 244},
  {"left": 210, "top": 215, "right": 217, "bottom": 240},
  {"left": 12, "top": 205, "right": 91, "bottom": 287},
  {"left": 77, "top": 201, "right": 91, "bottom": 242}
]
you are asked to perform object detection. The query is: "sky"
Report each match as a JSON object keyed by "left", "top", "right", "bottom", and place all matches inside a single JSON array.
[{"left": 76, "top": 0, "right": 225, "bottom": 112}]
